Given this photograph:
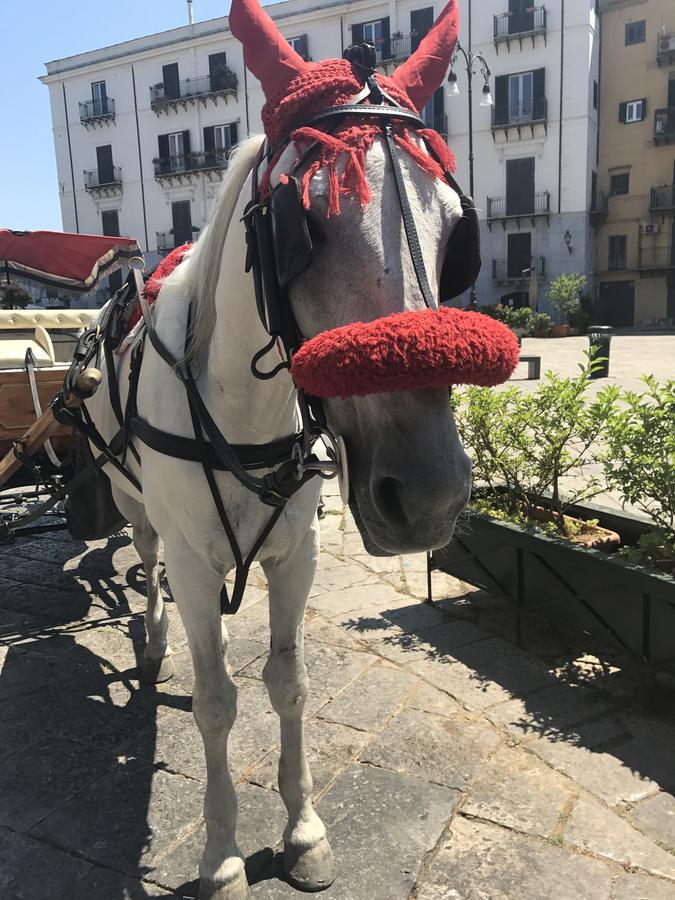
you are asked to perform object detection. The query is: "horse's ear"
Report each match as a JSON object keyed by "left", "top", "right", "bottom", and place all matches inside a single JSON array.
[
  {"left": 390, "top": 0, "right": 460, "bottom": 112},
  {"left": 229, "top": 0, "right": 311, "bottom": 100}
]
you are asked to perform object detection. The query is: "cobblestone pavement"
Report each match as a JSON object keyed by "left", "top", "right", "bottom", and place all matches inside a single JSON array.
[{"left": 1, "top": 476, "right": 674, "bottom": 899}]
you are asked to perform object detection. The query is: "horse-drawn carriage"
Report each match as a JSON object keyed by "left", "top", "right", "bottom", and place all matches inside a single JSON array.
[{"left": 0, "top": 228, "right": 139, "bottom": 538}]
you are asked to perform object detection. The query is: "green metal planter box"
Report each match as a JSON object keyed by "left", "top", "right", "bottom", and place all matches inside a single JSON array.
[{"left": 429, "top": 501, "right": 675, "bottom": 663}]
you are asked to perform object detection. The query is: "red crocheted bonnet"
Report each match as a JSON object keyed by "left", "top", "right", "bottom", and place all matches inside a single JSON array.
[{"left": 230, "top": 0, "right": 460, "bottom": 214}]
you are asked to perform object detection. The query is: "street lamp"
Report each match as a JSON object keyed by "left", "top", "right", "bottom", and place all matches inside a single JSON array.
[{"left": 446, "top": 27, "right": 492, "bottom": 310}]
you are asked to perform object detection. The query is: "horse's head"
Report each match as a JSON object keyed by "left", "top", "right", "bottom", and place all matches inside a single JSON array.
[
  {"left": 284, "top": 143, "right": 474, "bottom": 555},
  {"left": 231, "top": 0, "right": 516, "bottom": 555}
]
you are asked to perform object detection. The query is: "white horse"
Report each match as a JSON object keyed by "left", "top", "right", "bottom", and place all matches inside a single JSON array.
[{"left": 87, "top": 128, "right": 471, "bottom": 898}]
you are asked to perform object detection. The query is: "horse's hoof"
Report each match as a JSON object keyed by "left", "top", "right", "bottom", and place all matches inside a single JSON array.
[
  {"left": 139, "top": 653, "right": 174, "bottom": 684},
  {"left": 199, "top": 869, "right": 250, "bottom": 900},
  {"left": 284, "top": 837, "right": 336, "bottom": 892}
]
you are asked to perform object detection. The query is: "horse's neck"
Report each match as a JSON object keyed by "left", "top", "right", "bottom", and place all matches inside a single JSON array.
[{"left": 200, "top": 183, "right": 299, "bottom": 445}]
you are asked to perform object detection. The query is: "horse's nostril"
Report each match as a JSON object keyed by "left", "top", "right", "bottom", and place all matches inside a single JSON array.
[{"left": 373, "top": 476, "right": 408, "bottom": 526}]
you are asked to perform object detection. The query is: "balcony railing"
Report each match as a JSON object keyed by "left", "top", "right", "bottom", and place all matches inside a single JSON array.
[
  {"left": 492, "top": 255, "right": 546, "bottom": 281},
  {"left": 590, "top": 191, "right": 609, "bottom": 221},
  {"left": 494, "top": 6, "right": 547, "bottom": 45},
  {"left": 649, "top": 184, "right": 675, "bottom": 213},
  {"left": 657, "top": 33, "right": 675, "bottom": 66},
  {"left": 79, "top": 97, "right": 115, "bottom": 124},
  {"left": 84, "top": 166, "right": 122, "bottom": 191},
  {"left": 156, "top": 231, "right": 198, "bottom": 253},
  {"left": 150, "top": 71, "right": 238, "bottom": 110},
  {"left": 487, "top": 191, "right": 551, "bottom": 226},
  {"left": 654, "top": 108, "right": 675, "bottom": 144},
  {"left": 638, "top": 245, "right": 675, "bottom": 270},
  {"left": 492, "top": 98, "right": 548, "bottom": 133},
  {"left": 428, "top": 113, "right": 448, "bottom": 138},
  {"left": 153, "top": 151, "right": 231, "bottom": 179}
]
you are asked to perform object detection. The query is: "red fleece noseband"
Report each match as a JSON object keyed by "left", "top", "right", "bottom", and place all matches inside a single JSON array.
[{"left": 290, "top": 308, "right": 519, "bottom": 399}]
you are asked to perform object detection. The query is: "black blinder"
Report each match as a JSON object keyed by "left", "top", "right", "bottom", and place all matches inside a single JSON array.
[
  {"left": 439, "top": 180, "right": 482, "bottom": 303},
  {"left": 270, "top": 176, "right": 313, "bottom": 287}
]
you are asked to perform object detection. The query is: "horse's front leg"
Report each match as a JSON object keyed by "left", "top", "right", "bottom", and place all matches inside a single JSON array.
[
  {"left": 112, "top": 487, "right": 174, "bottom": 683},
  {"left": 262, "top": 523, "right": 336, "bottom": 892},
  {"left": 164, "top": 541, "right": 249, "bottom": 900}
]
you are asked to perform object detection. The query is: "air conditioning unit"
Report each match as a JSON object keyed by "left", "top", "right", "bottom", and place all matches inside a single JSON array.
[
  {"left": 642, "top": 223, "right": 661, "bottom": 235},
  {"left": 658, "top": 36, "right": 675, "bottom": 52}
]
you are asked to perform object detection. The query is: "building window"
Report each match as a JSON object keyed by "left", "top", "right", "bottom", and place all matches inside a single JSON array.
[
  {"left": 91, "top": 81, "right": 109, "bottom": 117},
  {"left": 619, "top": 99, "right": 646, "bottom": 123},
  {"left": 608, "top": 235, "right": 627, "bottom": 271},
  {"left": 203, "top": 123, "right": 238, "bottom": 165},
  {"left": 593, "top": 80, "right": 598, "bottom": 110},
  {"left": 287, "top": 35, "right": 309, "bottom": 60},
  {"left": 506, "top": 157, "right": 535, "bottom": 216},
  {"left": 508, "top": 72, "right": 534, "bottom": 123},
  {"left": 351, "top": 18, "right": 390, "bottom": 59},
  {"left": 101, "top": 209, "right": 120, "bottom": 237},
  {"left": 609, "top": 173, "right": 630, "bottom": 196},
  {"left": 625, "top": 20, "right": 646, "bottom": 46}
]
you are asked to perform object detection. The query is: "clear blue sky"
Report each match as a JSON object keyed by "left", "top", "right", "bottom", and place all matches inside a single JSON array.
[{"left": 1, "top": 1, "right": 240, "bottom": 232}]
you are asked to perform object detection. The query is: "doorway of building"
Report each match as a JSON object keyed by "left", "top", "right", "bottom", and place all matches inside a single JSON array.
[
  {"left": 171, "top": 201, "right": 193, "bottom": 248},
  {"left": 598, "top": 281, "right": 635, "bottom": 326}
]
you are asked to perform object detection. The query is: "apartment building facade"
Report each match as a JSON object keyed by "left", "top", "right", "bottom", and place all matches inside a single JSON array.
[
  {"left": 594, "top": 0, "right": 675, "bottom": 326},
  {"left": 41, "top": 0, "right": 599, "bottom": 309}
]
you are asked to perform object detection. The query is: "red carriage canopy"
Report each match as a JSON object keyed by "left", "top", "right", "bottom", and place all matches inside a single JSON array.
[{"left": 0, "top": 229, "right": 140, "bottom": 293}]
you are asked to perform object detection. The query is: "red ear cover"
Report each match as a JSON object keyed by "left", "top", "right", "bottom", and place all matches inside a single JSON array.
[{"left": 290, "top": 308, "right": 519, "bottom": 399}]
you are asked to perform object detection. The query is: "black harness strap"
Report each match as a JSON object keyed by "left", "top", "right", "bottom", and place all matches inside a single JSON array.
[
  {"left": 382, "top": 123, "right": 435, "bottom": 309},
  {"left": 129, "top": 416, "right": 301, "bottom": 471}
]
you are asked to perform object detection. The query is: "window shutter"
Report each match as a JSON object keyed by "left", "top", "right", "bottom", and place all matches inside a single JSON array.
[
  {"left": 203, "top": 126, "right": 215, "bottom": 153},
  {"left": 410, "top": 8, "right": 434, "bottom": 52},
  {"left": 351, "top": 22, "right": 364, "bottom": 43},
  {"left": 640, "top": 98, "right": 647, "bottom": 120},
  {"left": 158, "top": 134, "right": 170, "bottom": 174},
  {"left": 381, "top": 17, "right": 391, "bottom": 59},
  {"left": 182, "top": 130, "right": 191, "bottom": 162},
  {"left": 494, "top": 75, "right": 509, "bottom": 126},
  {"left": 619, "top": 102, "right": 627, "bottom": 123},
  {"left": 228, "top": 123, "right": 238, "bottom": 146},
  {"left": 533, "top": 68, "right": 546, "bottom": 104},
  {"left": 296, "top": 33, "right": 309, "bottom": 60}
]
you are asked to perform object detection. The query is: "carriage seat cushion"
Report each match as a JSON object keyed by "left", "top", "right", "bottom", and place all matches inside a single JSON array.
[
  {"left": 0, "top": 335, "right": 53, "bottom": 368},
  {"left": 0, "top": 310, "right": 96, "bottom": 330}
]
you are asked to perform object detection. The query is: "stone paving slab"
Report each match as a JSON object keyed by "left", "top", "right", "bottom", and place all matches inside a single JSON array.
[
  {"left": 0, "top": 826, "right": 92, "bottom": 900},
  {"left": 417, "top": 816, "right": 614, "bottom": 900},
  {"left": 2, "top": 477, "right": 675, "bottom": 899}
]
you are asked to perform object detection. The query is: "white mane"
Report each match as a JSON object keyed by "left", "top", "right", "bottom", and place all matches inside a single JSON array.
[{"left": 163, "top": 134, "right": 265, "bottom": 358}]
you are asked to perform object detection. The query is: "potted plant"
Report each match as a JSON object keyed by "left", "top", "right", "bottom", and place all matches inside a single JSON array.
[
  {"left": 499, "top": 306, "right": 534, "bottom": 341},
  {"left": 548, "top": 273, "right": 586, "bottom": 337},
  {"left": 0, "top": 284, "right": 31, "bottom": 310},
  {"left": 428, "top": 364, "right": 675, "bottom": 664},
  {"left": 531, "top": 312, "right": 552, "bottom": 337}
]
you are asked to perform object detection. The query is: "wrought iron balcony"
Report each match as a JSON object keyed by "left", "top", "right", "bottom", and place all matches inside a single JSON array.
[
  {"left": 79, "top": 97, "right": 115, "bottom": 125},
  {"left": 150, "top": 70, "right": 238, "bottom": 114},
  {"left": 486, "top": 191, "right": 551, "bottom": 229},
  {"left": 649, "top": 184, "right": 675, "bottom": 214},
  {"left": 491, "top": 98, "right": 548, "bottom": 137},
  {"left": 638, "top": 245, "right": 675, "bottom": 271},
  {"left": 153, "top": 151, "right": 230, "bottom": 182},
  {"left": 657, "top": 33, "right": 675, "bottom": 66},
  {"left": 654, "top": 108, "right": 675, "bottom": 145},
  {"left": 590, "top": 191, "right": 609, "bottom": 222},
  {"left": 84, "top": 167, "right": 122, "bottom": 195},
  {"left": 156, "top": 232, "right": 176, "bottom": 254},
  {"left": 494, "top": 5, "right": 547, "bottom": 50},
  {"left": 492, "top": 256, "right": 546, "bottom": 282}
]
